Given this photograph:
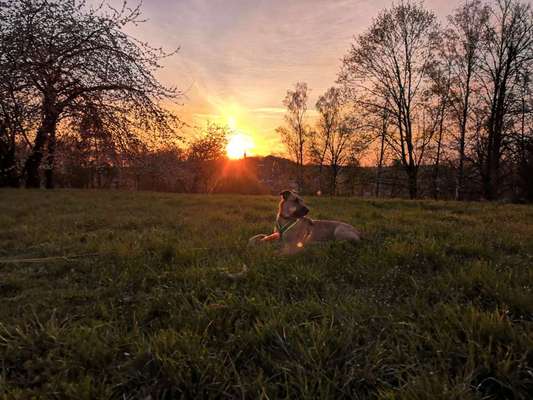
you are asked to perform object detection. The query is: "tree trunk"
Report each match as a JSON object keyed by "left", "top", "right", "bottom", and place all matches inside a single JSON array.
[
  {"left": 25, "top": 96, "right": 59, "bottom": 188},
  {"left": 455, "top": 70, "right": 472, "bottom": 201},
  {"left": 44, "top": 129, "right": 57, "bottom": 189},
  {"left": 0, "top": 147, "right": 19, "bottom": 187},
  {"left": 482, "top": 50, "right": 512, "bottom": 201},
  {"left": 456, "top": 135, "right": 466, "bottom": 201},
  {"left": 483, "top": 121, "right": 502, "bottom": 201},
  {"left": 297, "top": 164, "right": 304, "bottom": 193},
  {"left": 433, "top": 107, "right": 445, "bottom": 200},
  {"left": 375, "top": 122, "right": 386, "bottom": 197},
  {"left": 25, "top": 125, "right": 49, "bottom": 188},
  {"left": 482, "top": 169, "right": 493, "bottom": 201},
  {"left": 0, "top": 124, "right": 20, "bottom": 187},
  {"left": 331, "top": 163, "right": 340, "bottom": 196},
  {"left": 407, "top": 167, "right": 417, "bottom": 199},
  {"left": 317, "top": 163, "right": 324, "bottom": 194}
]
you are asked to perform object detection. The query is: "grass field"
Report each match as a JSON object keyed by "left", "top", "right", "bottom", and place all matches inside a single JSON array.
[{"left": 0, "top": 190, "right": 532, "bottom": 399}]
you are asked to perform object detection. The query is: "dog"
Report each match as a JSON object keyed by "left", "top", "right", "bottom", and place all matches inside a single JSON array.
[{"left": 249, "top": 190, "right": 362, "bottom": 254}]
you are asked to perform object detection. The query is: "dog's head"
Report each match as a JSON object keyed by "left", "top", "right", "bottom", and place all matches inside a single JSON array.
[{"left": 279, "top": 190, "right": 309, "bottom": 218}]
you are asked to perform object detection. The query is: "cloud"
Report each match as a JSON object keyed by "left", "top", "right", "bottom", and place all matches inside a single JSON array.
[{"left": 96, "top": 0, "right": 463, "bottom": 155}]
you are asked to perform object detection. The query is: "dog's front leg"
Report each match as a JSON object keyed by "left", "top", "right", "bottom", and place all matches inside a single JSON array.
[
  {"left": 248, "top": 234, "right": 268, "bottom": 247},
  {"left": 248, "top": 232, "right": 280, "bottom": 247}
]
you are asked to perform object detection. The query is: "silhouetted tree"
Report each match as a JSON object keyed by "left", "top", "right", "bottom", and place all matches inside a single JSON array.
[
  {"left": 0, "top": 20, "right": 37, "bottom": 187},
  {"left": 312, "top": 87, "right": 341, "bottom": 194},
  {"left": 277, "top": 82, "right": 310, "bottom": 192},
  {"left": 186, "top": 123, "right": 228, "bottom": 193},
  {"left": 444, "top": 0, "right": 490, "bottom": 200},
  {"left": 515, "top": 70, "right": 533, "bottom": 200},
  {"left": 0, "top": 0, "right": 180, "bottom": 189},
  {"left": 0, "top": 89, "right": 27, "bottom": 187},
  {"left": 426, "top": 59, "right": 453, "bottom": 199},
  {"left": 339, "top": 1, "right": 440, "bottom": 198},
  {"left": 477, "top": 0, "right": 533, "bottom": 199}
]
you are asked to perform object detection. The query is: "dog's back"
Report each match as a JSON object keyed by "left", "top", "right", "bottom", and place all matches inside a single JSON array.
[{"left": 308, "top": 218, "right": 361, "bottom": 242}]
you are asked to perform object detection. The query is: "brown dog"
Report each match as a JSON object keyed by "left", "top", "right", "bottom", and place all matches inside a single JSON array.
[{"left": 249, "top": 190, "right": 362, "bottom": 254}]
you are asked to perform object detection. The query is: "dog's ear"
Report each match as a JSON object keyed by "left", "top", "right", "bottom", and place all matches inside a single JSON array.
[{"left": 279, "top": 190, "right": 292, "bottom": 200}]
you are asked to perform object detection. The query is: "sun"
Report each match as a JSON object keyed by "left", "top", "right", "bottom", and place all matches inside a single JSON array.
[{"left": 227, "top": 133, "right": 254, "bottom": 159}]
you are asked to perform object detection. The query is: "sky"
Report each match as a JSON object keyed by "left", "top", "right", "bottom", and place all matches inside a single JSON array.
[{"left": 110, "top": 0, "right": 463, "bottom": 157}]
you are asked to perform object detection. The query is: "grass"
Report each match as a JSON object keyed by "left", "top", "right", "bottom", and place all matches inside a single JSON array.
[{"left": 0, "top": 189, "right": 532, "bottom": 399}]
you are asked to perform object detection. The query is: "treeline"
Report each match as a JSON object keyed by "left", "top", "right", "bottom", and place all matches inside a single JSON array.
[
  {"left": 1, "top": 0, "right": 532, "bottom": 201},
  {"left": 0, "top": 1, "right": 260, "bottom": 194},
  {"left": 278, "top": 0, "right": 533, "bottom": 201},
  {"left": 37, "top": 121, "right": 239, "bottom": 194}
]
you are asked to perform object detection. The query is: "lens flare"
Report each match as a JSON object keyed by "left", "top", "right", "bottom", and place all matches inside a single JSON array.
[{"left": 227, "top": 134, "right": 254, "bottom": 159}]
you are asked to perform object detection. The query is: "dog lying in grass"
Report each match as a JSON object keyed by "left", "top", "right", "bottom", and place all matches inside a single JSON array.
[{"left": 249, "top": 190, "right": 362, "bottom": 254}]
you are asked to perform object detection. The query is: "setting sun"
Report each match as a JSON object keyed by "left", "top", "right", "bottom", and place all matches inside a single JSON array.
[{"left": 226, "top": 133, "right": 254, "bottom": 159}]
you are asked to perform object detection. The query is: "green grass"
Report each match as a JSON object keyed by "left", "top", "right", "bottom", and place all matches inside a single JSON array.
[{"left": 0, "top": 190, "right": 532, "bottom": 399}]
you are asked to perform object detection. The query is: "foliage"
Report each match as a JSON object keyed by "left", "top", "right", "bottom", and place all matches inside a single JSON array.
[
  {"left": 187, "top": 123, "right": 228, "bottom": 162},
  {"left": 0, "top": 0, "right": 181, "bottom": 188},
  {"left": 185, "top": 123, "right": 229, "bottom": 193}
]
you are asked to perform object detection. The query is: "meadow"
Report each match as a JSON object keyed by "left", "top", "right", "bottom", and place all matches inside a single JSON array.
[{"left": 0, "top": 190, "right": 531, "bottom": 399}]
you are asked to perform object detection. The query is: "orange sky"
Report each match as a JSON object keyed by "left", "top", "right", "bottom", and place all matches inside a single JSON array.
[{"left": 112, "top": 0, "right": 462, "bottom": 158}]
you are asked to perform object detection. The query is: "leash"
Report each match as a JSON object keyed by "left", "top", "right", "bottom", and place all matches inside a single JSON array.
[
  {"left": 0, "top": 246, "right": 245, "bottom": 264},
  {"left": 0, "top": 253, "right": 101, "bottom": 264}
]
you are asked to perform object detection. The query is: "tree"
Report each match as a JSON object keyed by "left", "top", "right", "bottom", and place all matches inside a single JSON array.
[
  {"left": 0, "top": 0, "right": 180, "bottom": 189},
  {"left": 277, "top": 82, "right": 310, "bottom": 192},
  {"left": 311, "top": 87, "right": 369, "bottom": 195},
  {"left": 477, "top": 0, "right": 533, "bottom": 199},
  {"left": 0, "top": 86, "right": 28, "bottom": 187},
  {"left": 425, "top": 59, "right": 453, "bottom": 199},
  {"left": 0, "top": 18, "right": 37, "bottom": 188},
  {"left": 186, "top": 123, "right": 228, "bottom": 193},
  {"left": 514, "top": 69, "right": 533, "bottom": 200},
  {"left": 63, "top": 106, "right": 120, "bottom": 188},
  {"left": 312, "top": 87, "right": 342, "bottom": 194},
  {"left": 339, "top": 1, "right": 440, "bottom": 198},
  {"left": 444, "top": 0, "right": 490, "bottom": 200}
]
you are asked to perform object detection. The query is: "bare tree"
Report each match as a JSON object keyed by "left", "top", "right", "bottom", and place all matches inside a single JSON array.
[
  {"left": 425, "top": 59, "right": 454, "bottom": 199},
  {"left": 338, "top": 1, "right": 440, "bottom": 198},
  {"left": 477, "top": 0, "right": 533, "bottom": 199},
  {"left": 0, "top": 0, "right": 181, "bottom": 189},
  {"left": 444, "top": 0, "right": 491, "bottom": 200},
  {"left": 311, "top": 87, "right": 369, "bottom": 195},
  {"left": 326, "top": 111, "right": 366, "bottom": 196},
  {"left": 276, "top": 82, "right": 310, "bottom": 192},
  {"left": 514, "top": 69, "right": 533, "bottom": 200},
  {"left": 312, "top": 87, "right": 341, "bottom": 194}
]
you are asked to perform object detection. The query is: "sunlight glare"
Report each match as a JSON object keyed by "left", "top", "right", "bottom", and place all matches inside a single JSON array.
[{"left": 227, "top": 133, "right": 254, "bottom": 159}]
